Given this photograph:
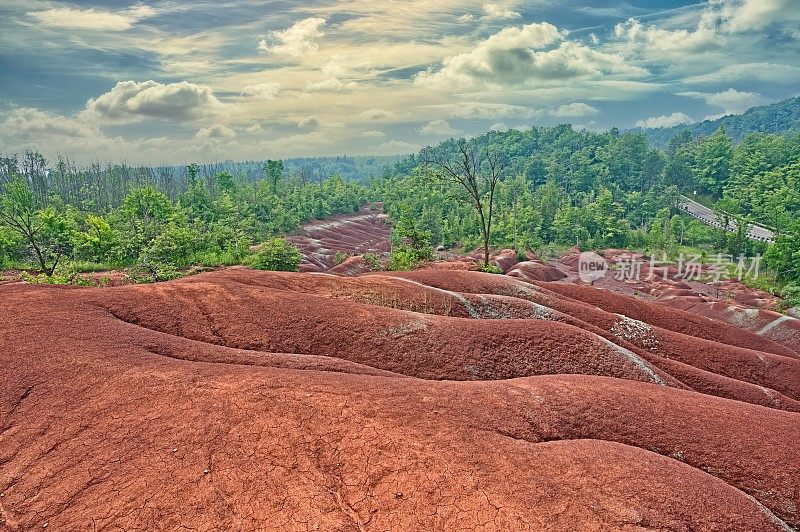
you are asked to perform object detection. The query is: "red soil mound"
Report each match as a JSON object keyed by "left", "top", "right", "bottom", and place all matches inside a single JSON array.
[
  {"left": 288, "top": 205, "right": 390, "bottom": 272},
  {"left": 489, "top": 248, "right": 519, "bottom": 272},
  {"left": 383, "top": 269, "right": 800, "bottom": 411},
  {"left": 542, "top": 281, "right": 799, "bottom": 358},
  {"left": 507, "top": 260, "right": 568, "bottom": 282},
  {"left": 550, "top": 248, "right": 798, "bottom": 355},
  {"left": 2, "top": 269, "right": 798, "bottom": 530},
  {"left": 328, "top": 255, "right": 373, "bottom": 276}
]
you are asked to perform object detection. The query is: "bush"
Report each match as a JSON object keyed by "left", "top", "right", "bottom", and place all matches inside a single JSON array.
[
  {"left": 362, "top": 252, "right": 380, "bottom": 271},
  {"left": 249, "top": 238, "right": 302, "bottom": 271},
  {"left": 0, "top": 225, "right": 24, "bottom": 268},
  {"left": 387, "top": 243, "right": 432, "bottom": 271},
  {"left": 144, "top": 223, "right": 196, "bottom": 267},
  {"left": 20, "top": 263, "right": 94, "bottom": 286},
  {"left": 334, "top": 251, "right": 349, "bottom": 265},
  {"left": 479, "top": 263, "right": 503, "bottom": 274},
  {"left": 779, "top": 285, "right": 800, "bottom": 312},
  {"left": 127, "top": 262, "right": 182, "bottom": 284},
  {"left": 387, "top": 247, "right": 419, "bottom": 271}
]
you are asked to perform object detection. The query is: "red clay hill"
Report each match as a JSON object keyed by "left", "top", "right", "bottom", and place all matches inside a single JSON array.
[{"left": 2, "top": 210, "right": 799, "bottom": 530}]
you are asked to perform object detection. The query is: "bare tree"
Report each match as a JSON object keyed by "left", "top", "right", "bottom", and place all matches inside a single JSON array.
[{"left": 423, "top": 139, "right": 505, "bottom": 267}]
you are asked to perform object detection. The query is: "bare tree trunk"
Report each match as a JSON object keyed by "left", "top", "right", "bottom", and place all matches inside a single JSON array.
[{"left": 422, "top": 140, "right": 504, "bottom": 269}]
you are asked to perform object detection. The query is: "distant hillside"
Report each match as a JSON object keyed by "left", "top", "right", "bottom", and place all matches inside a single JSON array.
[{"left": 641, "top": 96, "right": 800, "bottom": 148}]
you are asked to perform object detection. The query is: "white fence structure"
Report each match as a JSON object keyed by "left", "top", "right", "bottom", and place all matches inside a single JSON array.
[{"left": 678, "top": 196, "right": 775, "bottom": 244}]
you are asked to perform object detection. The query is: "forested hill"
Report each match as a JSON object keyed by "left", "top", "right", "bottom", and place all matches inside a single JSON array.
[{"left": 641, "top": 96, "right": 800, "bottom": 148}]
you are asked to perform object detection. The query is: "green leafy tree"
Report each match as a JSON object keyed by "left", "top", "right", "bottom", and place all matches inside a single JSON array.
[
  {"left": 215, "top": 171, "right": 235, "bottom": 194},
  {"left": 0, "top": 178, "right": 71, "bottom": 274},
  {"left": 73, "top": 214, "right": 114, "bottom": 262},
  {"left": 765, "top": 223, "right": 800, "bottom": 283},
  {"left": 144, "top": 223, "right": 197, "bottom": 268},
  {"left": 111, "top": 187, "right": 173, "bottom": 261},
  {"left": 388, "top": 206, "right": 433, "bottom": 270},
  {"left": 264, "top": 160, "right": 284, "bottom": 192},
  {"left": 692, "top": 127, "right": 733, "bottom": 198},
  {"left": 250, "top": 238, "right": 301, "bottom": 271}
]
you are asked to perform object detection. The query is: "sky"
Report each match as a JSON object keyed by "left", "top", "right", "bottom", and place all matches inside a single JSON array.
[{"left": 0, "top": 0, "right": 799, "bottom": 165}]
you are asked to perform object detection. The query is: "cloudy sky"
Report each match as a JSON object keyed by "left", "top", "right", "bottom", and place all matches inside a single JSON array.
[{"left": 1, "top": 0, "right": 799, "bottom": 165}]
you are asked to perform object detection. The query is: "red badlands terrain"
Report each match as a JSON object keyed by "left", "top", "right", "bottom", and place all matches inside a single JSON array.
[
  {"left": 287, "top": 204, "right": 391, "bottom": 273},
  {"left": 2, "top": 213, "right": 799, "bottom": 530}
]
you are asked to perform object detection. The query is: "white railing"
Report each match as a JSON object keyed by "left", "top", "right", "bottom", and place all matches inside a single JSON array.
[{"left": 678, "top": 196, "right": 775, "bottom": 243}]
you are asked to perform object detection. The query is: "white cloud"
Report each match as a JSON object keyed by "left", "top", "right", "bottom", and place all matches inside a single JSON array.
[
  {"left": 374, "top": 140, "right": 421, "bottom": 155},
  {"left": 418, "top": 119, "right": 461, "bottom": 136},
  {"left": 84, "top": 80, "right": 225, "bottom": 123},
  {"left": 242, "top": 82, "right": 280, "bottom": 100},
  {"left": 611, "top": 0, "right": 799, "bottom": 67},
  {"left": 304, "top": 78, "right": 357, "bottom": 92},
  {"left": 482, "top": 4, "right": 521, "bottom": 20},
  {"left": 261, "top": 131, "right": 332, "bottom": 155},
  {"left": 244, "top": 124, "right": 263, "bottom": 133},
  {"left": 634, "top": 112, "right": 695, "bottom": 128},
  {"left": 361, "top": 130, "right": 386, "bottom": 138},
  {"left": 416, "top": 23, "right": 645, "bottom": 89},
  {"left": 722, "top": 0, "right": 800, "bottom": 33},
  {"left": 446, "top": 102, "right": 543, "bottom": 120},
  {"left": 489, "top": 122, "right": 508, "bottom": 132},
  {"left": 258, "top": 18, "right": 326, "bottom": 58},
  {"left": 458, "top": 13, "right": 475, "bottom": 23},
  {"left": 678, "top": 88, "right": 767, "bottom": 115},
  {"left": 298, "top": 116, "right": 321, "bottom": 128},
  {"left": 320, "top": 54, "right": 376, "bottom": 78},
  {"left": 548, "top": 102, "right": 600, "bottom": 117},
  {"left": 613, "top": 17, "right": 725, "bottom": 58},
  {"left": 28, "top": 5, "right": 156, "bottom": 31},
  {"left": 195, "top": 124, "right": 236, "bottom": 139},
  {"left": 1, "top": 108, "right": 99, "bottom": 140},
  {"left": 360, "top": 108, "right": 396, "bottom": 121},
  {"left": 0, "top": 108, "right": 146, "bottom": 162},
  {"left": 685, "top": 63, "right": 800, "bottom": 85}
]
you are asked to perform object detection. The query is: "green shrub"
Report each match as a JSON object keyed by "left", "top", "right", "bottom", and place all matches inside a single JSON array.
[
  {"left": 779, "top": 285, "right": 800, "bottom": 311},
  {"left": 334, "top": 251, "right": 349, "bottom": 265},
  {"left": 249, "top": 238, "right": 302, "bottom": 272},
  {"left": 363, "top": 252, "right": 380, "bottom": 271},
  {"left": 387, "top": 247, "right": 418, "bottom": 271},
  {"left": 127, "top": 262, "right": 182, "bottom": 284},
  {"left": 144, "top": 223, "right": 196, "bottom": 268},
  {"left": 479, "top": 263, "right": 503, "bottom": 274},
  {"left": 20, "top": 263, "right": 94, "bottom": 286}
]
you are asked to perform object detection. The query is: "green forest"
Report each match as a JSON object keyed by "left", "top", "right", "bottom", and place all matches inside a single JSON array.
[
  {"left": 381, "top": 126, "right": 799, "bottom": 282},
  {"left": 1, "top": 123, "right": 799, "bottom": 304},
  {"left": 0, "top": 158, "right": 368, "bottom": 281}
]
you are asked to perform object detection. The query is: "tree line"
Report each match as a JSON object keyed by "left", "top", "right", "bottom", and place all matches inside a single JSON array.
[
  {"left": 379, "top": 126, "right": 800, "bottom": 292},
  {"left": 1, "top": 125, "right": 798, "bottom": 304},
  {"left": 0, "top": 157, "right": 368, "bottom": 280}
]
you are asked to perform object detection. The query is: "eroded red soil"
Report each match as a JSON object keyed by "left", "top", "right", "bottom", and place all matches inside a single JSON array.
[
  {"left": 288, "top": 204, "right": 391, "bottom": 272},
  {"left": 1, "top": 267, "right": 799, "bottom": 530},
  {"left": 3, "top": 209, "right": 799, "bottom": 530}
]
